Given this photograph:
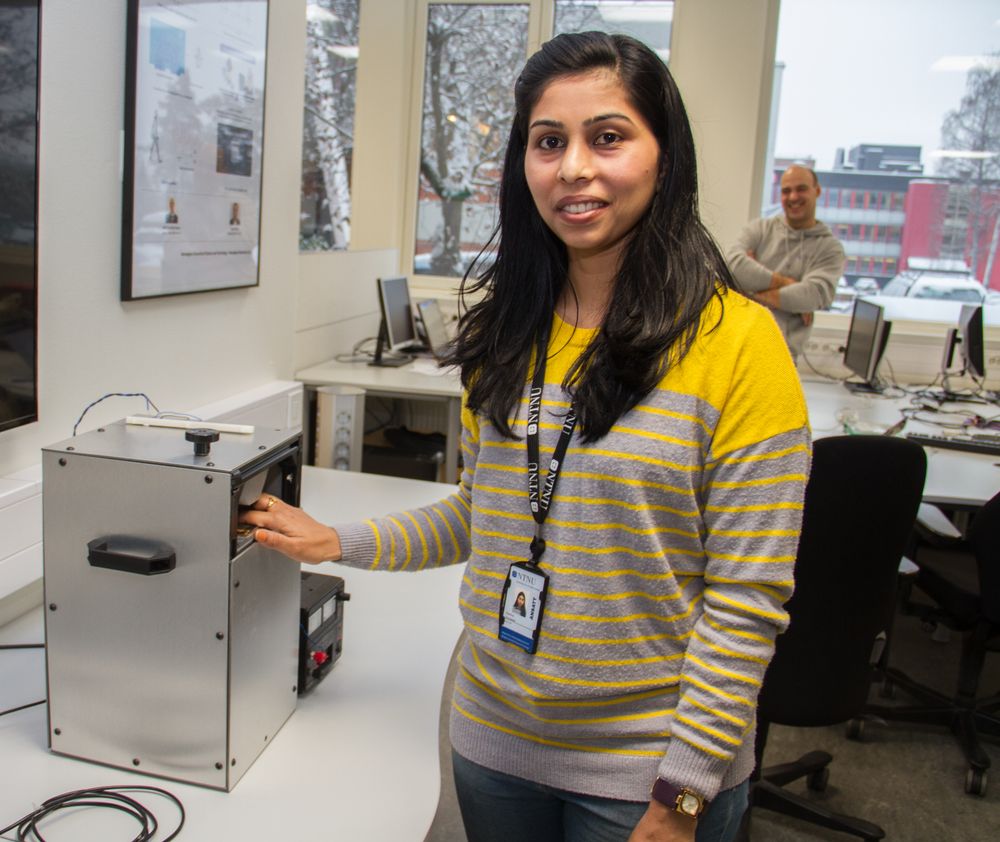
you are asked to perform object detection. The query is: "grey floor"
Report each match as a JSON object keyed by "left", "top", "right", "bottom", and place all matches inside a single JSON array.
[{"left": 424, "top": 611, "right": 1000, "bottom": 842}]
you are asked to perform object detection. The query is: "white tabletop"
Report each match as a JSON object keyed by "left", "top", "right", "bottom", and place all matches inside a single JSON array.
[
  {"left": 296, "top": 357, "right": 462, "bottom": 400},
  {"left": 0, "top": 468, "right": 463, "bottom": 842},
  {"left": 802, "top": 378, "right": 1000, "bottom": 508}
]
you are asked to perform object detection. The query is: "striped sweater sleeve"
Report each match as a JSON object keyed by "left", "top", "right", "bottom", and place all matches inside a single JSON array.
[
  {"left": 334, "top": 401, "right": 479, "bottom": 571},
  {"left": 657, "top": 308, "right": 811, "bottom": 797}
]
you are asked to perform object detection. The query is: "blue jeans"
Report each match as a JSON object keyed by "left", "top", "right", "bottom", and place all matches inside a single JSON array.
[{"left": 452, "top": 751, "right": 748, "bottom": 842}]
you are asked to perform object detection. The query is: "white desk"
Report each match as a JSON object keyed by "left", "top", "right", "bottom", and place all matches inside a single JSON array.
[
  {"left": 802, "top": 378, "right": 1000, "bottom": 509},
  {"left": 0, "top": 468, "right": 462, "bottom": 842},
  {"left": 294, "top": 358, "right": 1000, "bottom": 510},
  {"left": 297, "top": 358, "right": 463, "bottom": 484}
]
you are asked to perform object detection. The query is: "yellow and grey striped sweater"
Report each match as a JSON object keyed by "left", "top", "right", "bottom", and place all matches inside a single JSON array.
[{"left": 335, "top": 290, "right": 810, "bottom": 802}]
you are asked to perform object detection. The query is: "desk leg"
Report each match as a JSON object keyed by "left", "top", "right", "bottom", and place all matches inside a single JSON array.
[{"left": 445, "top": 397, "right": 461, "bottom": 484}]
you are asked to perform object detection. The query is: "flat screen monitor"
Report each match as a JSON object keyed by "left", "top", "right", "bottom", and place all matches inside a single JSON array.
[
  {"left": 843, "top": 299, "right": 891, "bottom": 393},
  {"left": 958, "top": 304, "right": 985, "bottom": 380},
  {"left": 415, "top": 298, "right": 451, "bottom": 358},
  {"left": 0, "top": 0, "right": 40, "bottom": 433},
  {"left": 371, "top": 276, "right": 417, "bottom": 367}
]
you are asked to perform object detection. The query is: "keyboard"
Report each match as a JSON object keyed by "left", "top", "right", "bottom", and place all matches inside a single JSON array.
[{"left": 906, "top": 433, "right": 1000, "bottom": 457}]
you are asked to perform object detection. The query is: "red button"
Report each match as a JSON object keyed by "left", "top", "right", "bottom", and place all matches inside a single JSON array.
[{"left": 312, "top": 651, "right": 329, "bottom": 665}]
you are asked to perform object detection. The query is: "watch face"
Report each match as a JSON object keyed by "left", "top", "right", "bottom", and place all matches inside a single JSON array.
[{"left": 679, "top": 792, "right": 701, "bottom": 816}]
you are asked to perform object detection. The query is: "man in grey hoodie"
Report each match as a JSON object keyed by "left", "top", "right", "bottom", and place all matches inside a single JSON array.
[{"left": 727, "top": 165, "right": 845, "bottom": 360}]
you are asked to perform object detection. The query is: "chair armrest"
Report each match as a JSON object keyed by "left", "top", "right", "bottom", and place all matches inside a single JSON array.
[{"left": 915, "top": 503, "right": 963, "bottom": 545}]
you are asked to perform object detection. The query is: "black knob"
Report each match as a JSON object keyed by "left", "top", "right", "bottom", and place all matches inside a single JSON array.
[{"left": 186, "top": 428, "right": 220, "bottom": 457}]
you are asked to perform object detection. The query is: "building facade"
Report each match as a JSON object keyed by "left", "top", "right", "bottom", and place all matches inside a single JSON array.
[{"left": 769, "top": 144, "right": 1000, "bottom": 291}]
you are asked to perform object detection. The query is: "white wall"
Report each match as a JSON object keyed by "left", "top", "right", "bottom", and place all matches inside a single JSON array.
[
  {"left": 0, "top": 0, "right": 304, "bottom": 479},
  {"left": 671, "top": 0, "right": 780, "bottom": 248}
]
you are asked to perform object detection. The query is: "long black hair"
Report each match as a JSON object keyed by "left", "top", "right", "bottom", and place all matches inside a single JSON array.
[{"left": 445, "top": 31, "right": 735, "bottom": 442}]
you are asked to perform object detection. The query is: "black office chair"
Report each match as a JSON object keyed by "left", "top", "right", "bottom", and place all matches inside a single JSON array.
[
  {"left": 740, "top": 435, "right": 926, "bottom": 841},
  {"left": 865, "top": 489, "right": 1000, "bottom": 796}
]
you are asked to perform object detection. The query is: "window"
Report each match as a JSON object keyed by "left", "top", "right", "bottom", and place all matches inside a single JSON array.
[
  {"left": 410, "top": 0, "right": 674, "bottom": 280},
  {"left": 770, "top": 0, "right": 1000, "bottom": 303},
  {"left": 412, "top": 3, "right": 530, "bottom": 277},
  {"left": 554, "top": 1, "right": 673, "bottom": 62},
  {"left": 300, "top": 0, "right": 360, "bottom": 251}
]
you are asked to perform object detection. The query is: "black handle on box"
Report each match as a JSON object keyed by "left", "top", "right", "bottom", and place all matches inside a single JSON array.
[{"left": 87, "top": 535, "right": 177, "bottom": 575}]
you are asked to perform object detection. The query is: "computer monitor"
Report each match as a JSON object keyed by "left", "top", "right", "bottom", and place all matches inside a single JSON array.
[
  {"left": 959, "top": 304, "right": 986, "bottom": 380},
  {"left": 941, "top": 304, "right": 986, "bottom": 382},
  {"left": 415, "top": 298, "right": 452, "bottom": 358},
  {"left": 843, "top": 299, "right": 892, "bottom": 393},
  {"left": 371, "top": 276, "right": 417, "bottom": 367}
]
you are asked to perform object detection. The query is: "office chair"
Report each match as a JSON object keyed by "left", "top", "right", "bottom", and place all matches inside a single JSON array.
[
  {"left": 865, "top": 490, "right": 1000, "bottom": 796},
  {"left": 740, "top": 435, "right": 926, "bottom": 841}
]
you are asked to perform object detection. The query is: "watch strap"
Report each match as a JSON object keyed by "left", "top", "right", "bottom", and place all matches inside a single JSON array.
[{"left": 650, "top": 778, "right": 707, "bottom": 817}]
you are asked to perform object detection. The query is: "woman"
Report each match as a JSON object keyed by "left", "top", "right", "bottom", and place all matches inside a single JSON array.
[{"left": 243, "top": 32, "right": 810, "bottom": 842}]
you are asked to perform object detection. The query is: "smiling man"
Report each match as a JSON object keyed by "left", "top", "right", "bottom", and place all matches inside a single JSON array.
[{"left": 727, "top": 165, "right": 845, "bottom": 361}]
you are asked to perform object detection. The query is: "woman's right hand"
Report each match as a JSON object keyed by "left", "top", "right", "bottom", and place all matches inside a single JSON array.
[{"left": 240, "top": 495, "right": 343, "bottom": 565}]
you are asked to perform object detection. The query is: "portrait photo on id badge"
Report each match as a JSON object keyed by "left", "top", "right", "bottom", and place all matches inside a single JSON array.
[{"left": 499, "top": 564, "right": 546, "bottom": 652}]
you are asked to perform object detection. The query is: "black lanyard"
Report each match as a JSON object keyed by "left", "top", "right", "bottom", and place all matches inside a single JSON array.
[{"left": 526, "top": 334, "right": 576, "bottom": 564}]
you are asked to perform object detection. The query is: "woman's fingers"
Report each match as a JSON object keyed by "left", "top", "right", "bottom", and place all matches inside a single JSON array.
[{"left": 238, "top": 496, "right": 343, "bottom": 564}]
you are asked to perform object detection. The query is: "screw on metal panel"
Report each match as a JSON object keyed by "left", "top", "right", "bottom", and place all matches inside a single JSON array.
[
  {"left": 53, "top": 728, "right": 61, "bottom": 736},
  {"left": 231, "top": 758, "right": 236, "bottom": 766},
  {"left": 48, "top": 604, "right": 57, "bottom": 611},
  {"left": 65, "top": 446, "right": 75, "bottom": 451},
  {"left": 258, "top": 445, "right": 266, "bottom": 451},
  {"left": 264, "top": 735, "right": 269, "bottom": 742},
  {"left": 97, "top": 428, "right": 105, "bottom": 433},
  {"left": 205, "top": 475, "right": 213, "bottom": 484},
  {"left": 292, "top": 686, "right": 297, "bottom": 693},
  {"left": 215, "top": 762, "right": 223, "bottom": 770},
  {"left": 132, "top": 758, "right": 140, "bottom": 766},
  {"left": 206, "top": 462, "right": 215, "bottom": 467},
  {"left": 233, "top": 581, "right": 240, "bottom": 588},
  {"left": 216, "top": 632, "right": 225, "bottom": 640},
  {"left": 58, "top": 458, "right": 67, "bottom": 466}
]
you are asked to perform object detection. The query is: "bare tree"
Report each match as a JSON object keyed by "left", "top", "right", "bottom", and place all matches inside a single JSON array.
[
  {"left": 301, "top": 0, "right": 360, "bottom": 251},
  {"left": 418, "top": 5, "right": 528, "bottom": 277},
  {"left": 937, "top": 53, "right": 1000, "bottom": 282}
]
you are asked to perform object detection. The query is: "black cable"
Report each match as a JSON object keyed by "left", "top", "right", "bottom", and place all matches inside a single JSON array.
[
  {"left": 0, "top": 699, "right": 45, "bottom": 718},
  {"left": 0, "top": 785, "right": 185, "bottom": 842},
  {"left": 333, "top": 336, "right": 379, "bottom": 363},
  {"left": 72, "top": 393, "right": 160, "bottom": 436},
  {"left": 1, "top": 644, "right": 47, "bottom": 718}
]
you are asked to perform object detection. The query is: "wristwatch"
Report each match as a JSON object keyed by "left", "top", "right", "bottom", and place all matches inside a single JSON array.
[{"left": 650, "top": 778, "right": 707, "bottom": 818}]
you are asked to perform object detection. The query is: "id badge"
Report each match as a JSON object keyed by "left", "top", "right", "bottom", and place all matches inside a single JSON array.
[{"left": 498, "top": 561, "right": 549, "bottom": 654}]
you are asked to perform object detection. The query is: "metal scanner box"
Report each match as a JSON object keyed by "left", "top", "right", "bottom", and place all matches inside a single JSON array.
[{"left": 41, "top": 420, "right": 303, "bottom": 791}]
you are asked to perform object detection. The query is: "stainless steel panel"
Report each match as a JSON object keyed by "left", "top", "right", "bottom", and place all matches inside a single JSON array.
[
  {"left": 227, "top": 543, "right": 299, "bottom": 788},
  {"left": 42, "top": 422, "right": 301, "bottom": 790},
  {"left": 43, "top": 451, "right": 233, "bottom": 788}
]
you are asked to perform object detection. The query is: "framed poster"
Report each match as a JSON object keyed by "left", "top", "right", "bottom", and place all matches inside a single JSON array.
[{"left": 121, "top": 0, "right": 269, "bottom": 300}]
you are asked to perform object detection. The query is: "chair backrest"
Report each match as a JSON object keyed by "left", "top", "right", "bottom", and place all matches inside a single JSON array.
[
  {"left": 968, "top": 490, "right": 1000, "bottom": 624},
  {"left": 758, "top": 435, "right": 926, "bottom": 727}
]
